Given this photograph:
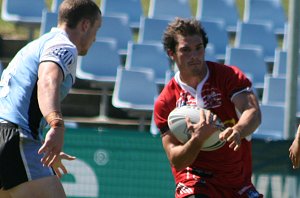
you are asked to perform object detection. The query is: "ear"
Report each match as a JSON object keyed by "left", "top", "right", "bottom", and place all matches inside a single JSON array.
[
  {"left": 167, "top": 49, "right": 175, "bottom": 61},
  {"left": 81, "top": 19, "right": 90, "bottom": 32}
]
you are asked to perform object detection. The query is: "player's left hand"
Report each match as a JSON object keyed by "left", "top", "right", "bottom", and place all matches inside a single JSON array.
[
  {"left": 52, "top": 152, "right": 76, "bottom": 178},
  {"left": 289, "top": 137, "right": 300, "bottom": 169},
  {"left": 219, "top": 127, "right": 241, "bottom": 151}
]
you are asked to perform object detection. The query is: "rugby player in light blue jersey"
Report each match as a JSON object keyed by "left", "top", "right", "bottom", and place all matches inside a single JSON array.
[{"left": 0, "top": 0, "right": 102, "bottom": 197}]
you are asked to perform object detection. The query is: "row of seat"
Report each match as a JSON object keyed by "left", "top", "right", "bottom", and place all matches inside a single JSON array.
[{"left": 1, "top": 0, "right": 288, "bottom": 38}]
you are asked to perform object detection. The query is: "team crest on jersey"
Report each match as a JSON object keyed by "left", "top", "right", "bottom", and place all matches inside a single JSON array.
[{"left": 202, "top": 87, "right": 222, "bottom": 108}]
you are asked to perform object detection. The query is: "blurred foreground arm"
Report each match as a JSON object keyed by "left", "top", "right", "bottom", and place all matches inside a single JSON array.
[{"left": 289, "top": 125, "right": 300, "bottom": 169}]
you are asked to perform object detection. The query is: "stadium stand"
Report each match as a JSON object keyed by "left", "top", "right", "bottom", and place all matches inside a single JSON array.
[
  {"left": 196, "top": 0, "right": 240, "bottom": 33},
  {"left": 272, "top": 49, "right": 300, "bottom": 77},
  {"left": 234, "top": 21, "right": 278, "bottom": 63},
  {"left": 125, "top": 41, "right": 170, "bottom": 86},
  {"left": 51, "top": 0, "right": 63, "bottom": 13},
  {"left": 100, "top": 0, "right": 144, "bottom": 30},
  {"left": 96, "top": 15, "right": 133, "bottom": 56},
  {"left": 201, "top": 19, "right": 229, "bottom": 61},
  {"left": 112, "top": 67, "right": 158, "bottom": 131},
  {"left": 224, "top": 46, "right": 267, "bottom": 91},
  {"left": 148, "top": 0, "right": 192, "bottom": 20},
  {"left": 243, "top": 0, "right": 287, "bottom": 35},
  {"left": 252, "top": 104, "right": 285, "bottom": 140},
  {"left": 204, "top": 43, "right": 217, "bottom": 62},
  {"left": 1, "top": 0, "right": 47, "bottom": 40},
  {"left": 137, "top": 17, "right": 170, "bottom": 44},
  {"left": 76, "top": 39, "right": 121, "bottom": 118},
  {"left": 39, "top": 10, "right": 58, "bottom": 36}
]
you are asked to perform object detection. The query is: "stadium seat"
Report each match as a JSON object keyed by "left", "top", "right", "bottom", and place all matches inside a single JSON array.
[
  {"left": 148, "top": 0, "right": 192, "bottom": 20},
  {"left": 96, "top": 15, "right": 133, "bottom": 56},
  {"left": 112, "top": 67, "right": 159, "bottom": 131},
  {"left": 272, "top": 49, "right": 300, "bottom": 77},
  {"left": 205, "top": 43, "right": 217, "bottom": 62},
  {"left": 196, "top": 0, "right": 240, "bottom": 33},
  {"left": 234, "top": 21, "right": 278, "bottom": 63},
  {"left": 100, "top": 0, "right": 144, "bottom": 29},
  {"left": 51, "top": 0, "right": 63, "bottom": 13},
  {"left": 224, "top": 46, "right": 267, "bottom": 90},
  {"left": 243, "top": 0, "right": 287, "bottom": 35},
  {"left": 282, "top": 23, "right": 300, "bottom": 51},
  {"left": 76, "top": 39, "right": 121, "bottom": 117},
  {"left": 137, "top": 17, "right": 170, "bottom": 44},
  {"left": 262, "top": 75, "right": 300, "bottom": 116},
  {"left": 39, "top": 10, "right": 58, "bottom": 36},
  {"left": 1, "top": 0, "right": 47, "bottom": 40},
  {"left": 125, "top": 41, "right": 170, "bottom": 85},
  {"left": 201, "top": 19, "right": 229, "bottom": 61},
  {"left": 252, "top": 104, "right": 285, "bottom": 140}
]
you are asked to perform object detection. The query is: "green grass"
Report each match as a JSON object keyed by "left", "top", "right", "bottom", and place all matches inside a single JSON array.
[{"left": 0, "top": 0, "right": 289, "bottom": 40}]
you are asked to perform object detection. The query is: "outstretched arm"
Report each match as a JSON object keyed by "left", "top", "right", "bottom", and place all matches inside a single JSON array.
[
  {"left": 289, "top": 125, "right": 300, "bottom": 169},
  {"left": 37, "top": 61, "right": 65, "bottom": 167}
]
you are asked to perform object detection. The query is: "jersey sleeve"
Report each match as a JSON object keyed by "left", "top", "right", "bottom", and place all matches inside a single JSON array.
[
  {"left": 224, "top": 65, "right": 252, "bottom": 99},
  {"left": 40, "top": 43, "right": 77, "bottom": 84}
]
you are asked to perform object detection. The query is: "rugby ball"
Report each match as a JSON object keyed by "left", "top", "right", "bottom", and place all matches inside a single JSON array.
[{"left": 167, "top": 105, "right": 226, "bottom": 151}]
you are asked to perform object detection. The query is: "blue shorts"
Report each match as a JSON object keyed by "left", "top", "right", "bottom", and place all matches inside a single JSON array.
[{"left": 0, "top": 122, "right": 55, "bottom": 190}]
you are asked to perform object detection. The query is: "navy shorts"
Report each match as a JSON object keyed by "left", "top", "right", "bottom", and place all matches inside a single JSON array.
[{"left": 0, "top": 122, "right": 55, "bottom": 190}]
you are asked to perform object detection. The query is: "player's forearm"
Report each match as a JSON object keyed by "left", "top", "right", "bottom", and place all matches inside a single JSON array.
[{"left": 233, "top": 107, "right": 261, "bottom": 139}]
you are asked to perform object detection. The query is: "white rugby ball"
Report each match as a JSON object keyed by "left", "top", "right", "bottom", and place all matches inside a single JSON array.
[{"left": 167, "top": 105, "right": 226, "bottom": 151}]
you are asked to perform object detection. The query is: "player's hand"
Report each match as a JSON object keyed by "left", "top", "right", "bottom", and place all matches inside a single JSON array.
[
  {"left": 186, "top": 109, "right": 218, "bottom": 142},
  {"left": 219, "top": 128, "right": 241, "bottom": 151},
  {"left": 289, "top": 137, "right": 300, "bottom": 169},
  {"left": 38, "top": 127, "right": 65, "bottom": 167},
  {"left": 52, "top": 152, "right": 76, "bottom": 178}
]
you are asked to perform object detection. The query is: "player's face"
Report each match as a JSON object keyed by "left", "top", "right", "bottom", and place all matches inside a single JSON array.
[
  {"left": 172, "top": 34, "right": 205, "bottom": 75},
  {"left": 79, "top": 14, "right": 102, "bottom": 56}
]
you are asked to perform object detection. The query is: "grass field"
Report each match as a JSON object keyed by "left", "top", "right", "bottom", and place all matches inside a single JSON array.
[{"left": 0, "top": 0, "right": 289, "bottom": 40}]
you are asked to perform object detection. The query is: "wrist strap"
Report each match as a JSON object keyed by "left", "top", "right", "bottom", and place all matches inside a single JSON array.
[{"left": 45, "top": 111, "right": 64, "bottom": 128}]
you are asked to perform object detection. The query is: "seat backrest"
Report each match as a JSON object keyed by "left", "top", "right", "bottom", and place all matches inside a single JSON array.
[
  {"left": 96, "top": 15, "right": 133, "bottom": 55},
  {"left": 196, "top": 0, "right": 239, "bottom": 33},
  {"left": 243, "top": 0, "right": 286, "bottom": 35},
  {"left": 76, "top": 39, "right": 121, "bottom": 85},
  {"left": 262, "top": 75, "right": 286, "bottom": 105},
  {"left": 224, "top": 46, "right": 267, "bottom": 88},
  {"left": 40, "top": 10, "right": 58, "bottom": 36},
  {"left": 201, "top": 19, "right": 229, "bottom": 60},
  {"left": 51, "top": 0, "right": 63, "bottom": 13},
  {"left": 112, "top": 67, "right": 158, "bottom": 111},
  {"left": 125, "top": 42, "right": 170, "bottom": 85},
  {"left": 235, "top": 21, "right": 278, "bottom": 61},
  {"left": 101, "top": 0, "right": 143, "bottom": 29},
  {"left": 148, "top": 0, "right": 192, "bottom": 20},
  {"left": 1, "top": 0, "right": 46, "bottom": 23},
  {"left": 253, "top": 104, "right": 285, "bottom": 140},
  {"left": 272, "top": 49, "right": 300, "bottom": 77},
  {"left": 137, "top": 17, "right": 170, "bottom": 44}
]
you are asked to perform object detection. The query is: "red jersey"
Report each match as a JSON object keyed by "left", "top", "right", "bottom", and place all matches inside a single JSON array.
[{"left": 154, "top": 61, "right": 254, "bottom": 197}]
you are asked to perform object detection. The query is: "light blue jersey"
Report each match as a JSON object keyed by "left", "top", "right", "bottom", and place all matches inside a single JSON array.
[{"left": 0, "top": 28, "right": 77, "bottom": 139}]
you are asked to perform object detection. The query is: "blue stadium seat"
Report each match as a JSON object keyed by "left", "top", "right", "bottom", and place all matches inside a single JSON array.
[
  {"left": 252, "top": 104, "right": 285, "bottom": 140},
  {"left": 112, "top": 67, "right": 158, "bottom": 131},
  {"left": 201, "top": 19, "right": 229, "bottom": 61},
  {"left": 205, "top": 44, "right": 217, "bottom": 62},
  {"left": 137, "top": 17, "right": 170, "bottom": 44},
  {"left": 243, "top": 0, "right": 287, "bottom": 35},
  {"left": 39, "top": 10, "right": 58, "bottom": 36},
  {"left": 125, "top": 41, "right": 170, "bottom": 85},
  {"left": 272, "top": 49, "right": 300, "bottom": 77},
  {"left": 148, "top": 0, "right": 192, "bottom": 20},
  {"left": 234, "top": 21, "right": 278, "bottom": 63},
  {"left": 224, "top": 46, "right": 267, "bottom": 90},
  {"left": 51, "top": 0, "right": 63, "bottom": 13},
  {"left": 282, "top": 23, "right": 300, "bottom": 51},
  {"left": 96, "top": 15, "right": 133, "bottom": 56},
  {"left": 100, "top": 0, "right": 144, "bottom": 29},
  {"left": 76, "top": 39, "right": 121, "bottom": 87},
  {"left": 196, "top": 0, "right": 239, "bottom": 33},
  {"left": 1, "top": 0, "right": 47, "bottom": 40}
]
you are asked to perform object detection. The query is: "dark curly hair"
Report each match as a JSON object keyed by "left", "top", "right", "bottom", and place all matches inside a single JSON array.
[{"left": 162, "top": 18, "right": 209, "bottom": 54}]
